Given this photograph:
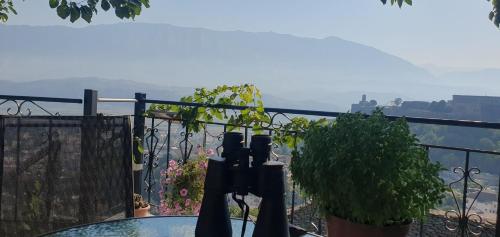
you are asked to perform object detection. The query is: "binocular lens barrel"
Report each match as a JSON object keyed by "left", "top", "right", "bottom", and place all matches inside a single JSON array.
[
  {"left": 197, "top": 133, "right": 289, "bottom": 237},
  {"left": 222, "top": 132, "right": 244, "bottom": 165},
  {"left": 250, "top": 135, "right": 272, "bottom": 167},
  {"left": 195, "top": 158, "right": 232, "bottom": 237},
  {"left": 253, "top": 162, "right": 289, "bottom": 237}
]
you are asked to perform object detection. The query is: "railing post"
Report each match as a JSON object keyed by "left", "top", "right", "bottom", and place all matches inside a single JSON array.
[
  {"left": 290, "top": 134, "right": 298, "bottom": 225},
  {"left": 460, "top": 151, "right": 471, "bottom": 237},
  {"left": 80, "top": 89, "right": 98, "bottom": 223},
  {"left": 0, "top": 117, "right": 4, "bottom": 225},
  {"left": 83, "top": 89, "right": 98, "bottom": 116},
  {"left": 146, "top": 116, "right": 155, "bottom": 203},
  {"left": 133, "top": 93, "right": 146, "bottom": 194},
  {"left": 496, "top": 172, "right": 499, "bottom": 237}
]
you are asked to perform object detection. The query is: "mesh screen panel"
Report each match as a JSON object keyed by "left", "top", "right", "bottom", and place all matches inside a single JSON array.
[{"left": 0, "top": 116, "right": 133, "bottom": 237}]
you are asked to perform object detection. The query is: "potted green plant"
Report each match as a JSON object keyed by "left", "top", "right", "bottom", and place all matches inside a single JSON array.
[
  {"left": 291, "top": 110, "right": 445, "bottom": 237},
  {"left": 134, "top": 193, "right": 151, "bottom": 217},
  {"left": 159, "top": 147, "right": 209, "bottom": 215}
]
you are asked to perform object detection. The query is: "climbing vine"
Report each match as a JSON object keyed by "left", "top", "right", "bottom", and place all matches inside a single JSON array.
[
  {"left": 147, "top": 84, "right": 317, "bottom": 149},
  {"left": 148, "top": 84, "right": 267, "bottom": 132}
]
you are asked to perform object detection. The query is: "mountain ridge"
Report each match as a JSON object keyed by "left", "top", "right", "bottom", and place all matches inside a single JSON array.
[
  {"left": 4, "top": 23, "right": 496, "bottom": 107},
  {"left": 0, "top": 23, "right": 432, "bottom": 88}
]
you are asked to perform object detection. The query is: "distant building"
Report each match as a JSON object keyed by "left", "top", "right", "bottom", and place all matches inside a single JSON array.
[
  {"left": 451, "top": 95, "right": 500, "bottom": 121},
  {"left": 401, "top": 101, "right": 430, "bottom": 110},
  {"left": 351, "top": 94, "right": 377, "bottom": 114},
  {"left": 352, "top": 94, "right": 500, "bottom": 122}
]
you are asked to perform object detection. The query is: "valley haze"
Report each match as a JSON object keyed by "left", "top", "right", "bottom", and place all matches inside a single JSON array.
[{"left": 1, "top": 23, "right": 499, "bottom": 110}]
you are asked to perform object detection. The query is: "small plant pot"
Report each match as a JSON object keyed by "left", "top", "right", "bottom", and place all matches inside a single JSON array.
[
  {"left": 327, "top": 216, "right": 410, "bottom": 237},
  {"left": 134, "top": 205, "right": 151, "bottom": 217}
]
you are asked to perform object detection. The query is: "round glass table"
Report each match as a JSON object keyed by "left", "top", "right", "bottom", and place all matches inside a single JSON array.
[{"left": 40, "top": 216, "right": 319, "bottom": 237}]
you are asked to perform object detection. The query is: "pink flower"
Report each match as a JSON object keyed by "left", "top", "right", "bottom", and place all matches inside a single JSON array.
[
  {"left": 159, "top": 201, "right": 171, "bottom": 215},
  {"left": 185, "top": 198, "right": 192, "bottom": 206},
  {"left": 176, "top": 170, "right": 182, "bottom": 177},
  {"left": 169, "top": 160, "right": 178, "bottom": 169},
  {"left": 193, "top": 203, "right": 202, "bottom": 215},
  {"left": 165, "top": 178, "right": 172, "bottom": 184},
  {"left": 179, "top": 188, "right": 188, "bottom": 197},
  {"left": 165, "top": 208, "right": 173, "bottom": 215},
  {"left": 196, "top": 144, "right": 204, "bottom": 155},
  {"left": 206, "top": 148, "right": 215, "bottom": 157}
]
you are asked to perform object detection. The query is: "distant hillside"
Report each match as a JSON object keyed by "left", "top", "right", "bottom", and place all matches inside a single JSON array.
[
  {"left": 0, "top": 78, "right": 342, "bottom": 113},
  {"left": 0, "top": 23, "right": 433, "bottom": 104}
]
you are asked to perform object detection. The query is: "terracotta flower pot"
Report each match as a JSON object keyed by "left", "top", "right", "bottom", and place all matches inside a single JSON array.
[
  {"left": 134, "top": 205, "right": 151, "bottom": 217},
  {"left": 327, "top": 216, "right": 410, "bottom": 237}
]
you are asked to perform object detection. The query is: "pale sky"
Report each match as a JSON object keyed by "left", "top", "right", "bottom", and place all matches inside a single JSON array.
[{"left": 6, "top": 0, "right": 500, "bottom": 69}]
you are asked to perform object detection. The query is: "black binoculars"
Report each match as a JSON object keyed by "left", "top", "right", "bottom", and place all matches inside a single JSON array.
[{"left": 195, "top": 132, "right": 290, "bottom": 237}]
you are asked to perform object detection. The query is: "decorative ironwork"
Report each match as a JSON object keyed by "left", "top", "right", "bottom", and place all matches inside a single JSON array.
[
  {"left": 262, "top": 112, "right": 294, "bottom": 131},
  {"left": 445, "top": 160, "right": 485, "bottom": 236},
  {"left": 142, "top": 118, "right": 170, "bottom": 203},
  {"left": 0, "top": 99, "right": 61, "bottom": 116},
  {"left": 179, "top": 131, "right": 194, "bottom": 163},
  {"left": 140, "top": 99, "right": 500, "bottom": 237}
]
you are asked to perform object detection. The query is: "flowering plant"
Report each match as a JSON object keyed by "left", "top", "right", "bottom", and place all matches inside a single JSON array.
[{"left": 159, "top": 147, "right": 212, "bottom": 215}]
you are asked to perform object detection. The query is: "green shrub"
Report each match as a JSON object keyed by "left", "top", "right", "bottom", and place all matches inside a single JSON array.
[
  {"left": 229, "top": 205, "right": 260, "bottom": 219},
  {"left": 291, "top": 110, "right": 446, "bottom": 226}
]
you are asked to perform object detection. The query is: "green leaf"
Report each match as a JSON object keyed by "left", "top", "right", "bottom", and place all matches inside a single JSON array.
[
  {"left": 8, "top": 5, "right": 17, "bottom": 14},
  {"left": 80, "top": 5, "right": 92, "bottom": 23},
  {"left": 137, "top": 144, "right": 144, "bottom": 154},
  {"left": 101, "top": 0, "right": 111, "bottom": 11},
  {"left": 0, "top": 12, "right": 8, "bottom": 22},
  {"left": 115, "top": 6, "right": 129, "bottom": 19},
  {"left": 69, "top": 4, "right": 80, "bottom": 23},
  {"left": 140, "top": 0, "right": 150, "bottom": 8},
  {"left": 212, "top": 109, "right": 223, "bottom": 120},
  {"left": 56, "top": 0, "right": 70, "bottom": 19},
  {"left": 129, "top": 0, "right": 141, "bottom": 6},
  {"left": 131, "top": 5, "right": 141, "bottom": 16},
  {"left": 49, "top": 0, "right": 59, "bottom": 9}
]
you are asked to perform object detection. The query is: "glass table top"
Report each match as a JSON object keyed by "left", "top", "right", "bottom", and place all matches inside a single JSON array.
[{"left": 40, "top": 216, "right": 319, "bottom": 237}]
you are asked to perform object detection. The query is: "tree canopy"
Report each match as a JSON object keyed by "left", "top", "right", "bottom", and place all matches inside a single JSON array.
[
  {"left": 0, "top": 0, "right": 499, "bottom": 28},
  {"left": 0, "top": 0, "right": 150, "bottom": 23}
]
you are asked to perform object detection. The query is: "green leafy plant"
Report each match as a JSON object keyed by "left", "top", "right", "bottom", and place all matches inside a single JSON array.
[
  {"left": 134, "top": 193, "right": 149, "bottom": 209},
  {"left": 290, "top": 109, "right": 446, "bottom": 227},
  {"left": 0, "top": 0, "right": 15, "bottom": 22},
  {"left": 380, "top": 0, "right": 412, "bottom": 8},
  {"left": 148, "top": 84, "right": 268, "bottom": 133},
  {"left": 489, "top": 0, "right": 500, "bottom": 27},
  {"left": 147, "top": 84, "right": 313, "bottom": 150},
  {"left": 229, "top": 205, "right": 260, "bottom": 219},
  {"left": 0, "top": 0, "right": 150, "bottom": 23},
  {"left": 2, "top": 0, "right": 499, "bottom": 28}
]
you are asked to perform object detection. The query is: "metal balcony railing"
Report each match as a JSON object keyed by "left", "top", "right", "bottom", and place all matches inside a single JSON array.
[{"left": 1, "top": 89, "right": 499, "bottom": 237}]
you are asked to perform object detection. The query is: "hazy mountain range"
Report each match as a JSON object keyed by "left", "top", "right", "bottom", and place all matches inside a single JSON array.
[
  {"left": 0, "top": 77, "right": 343, "bottom": 114},
  {"left": 1, "top": 23, "right": 499, "bottom": 110}
]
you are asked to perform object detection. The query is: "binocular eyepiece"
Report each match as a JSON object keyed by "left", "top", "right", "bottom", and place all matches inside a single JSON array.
[
  {"left": 221, "top": 133, "right": 271, "bottom": 168},
  {"left": 195, "top": 132, "right": 290, "bottom": 237}
]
